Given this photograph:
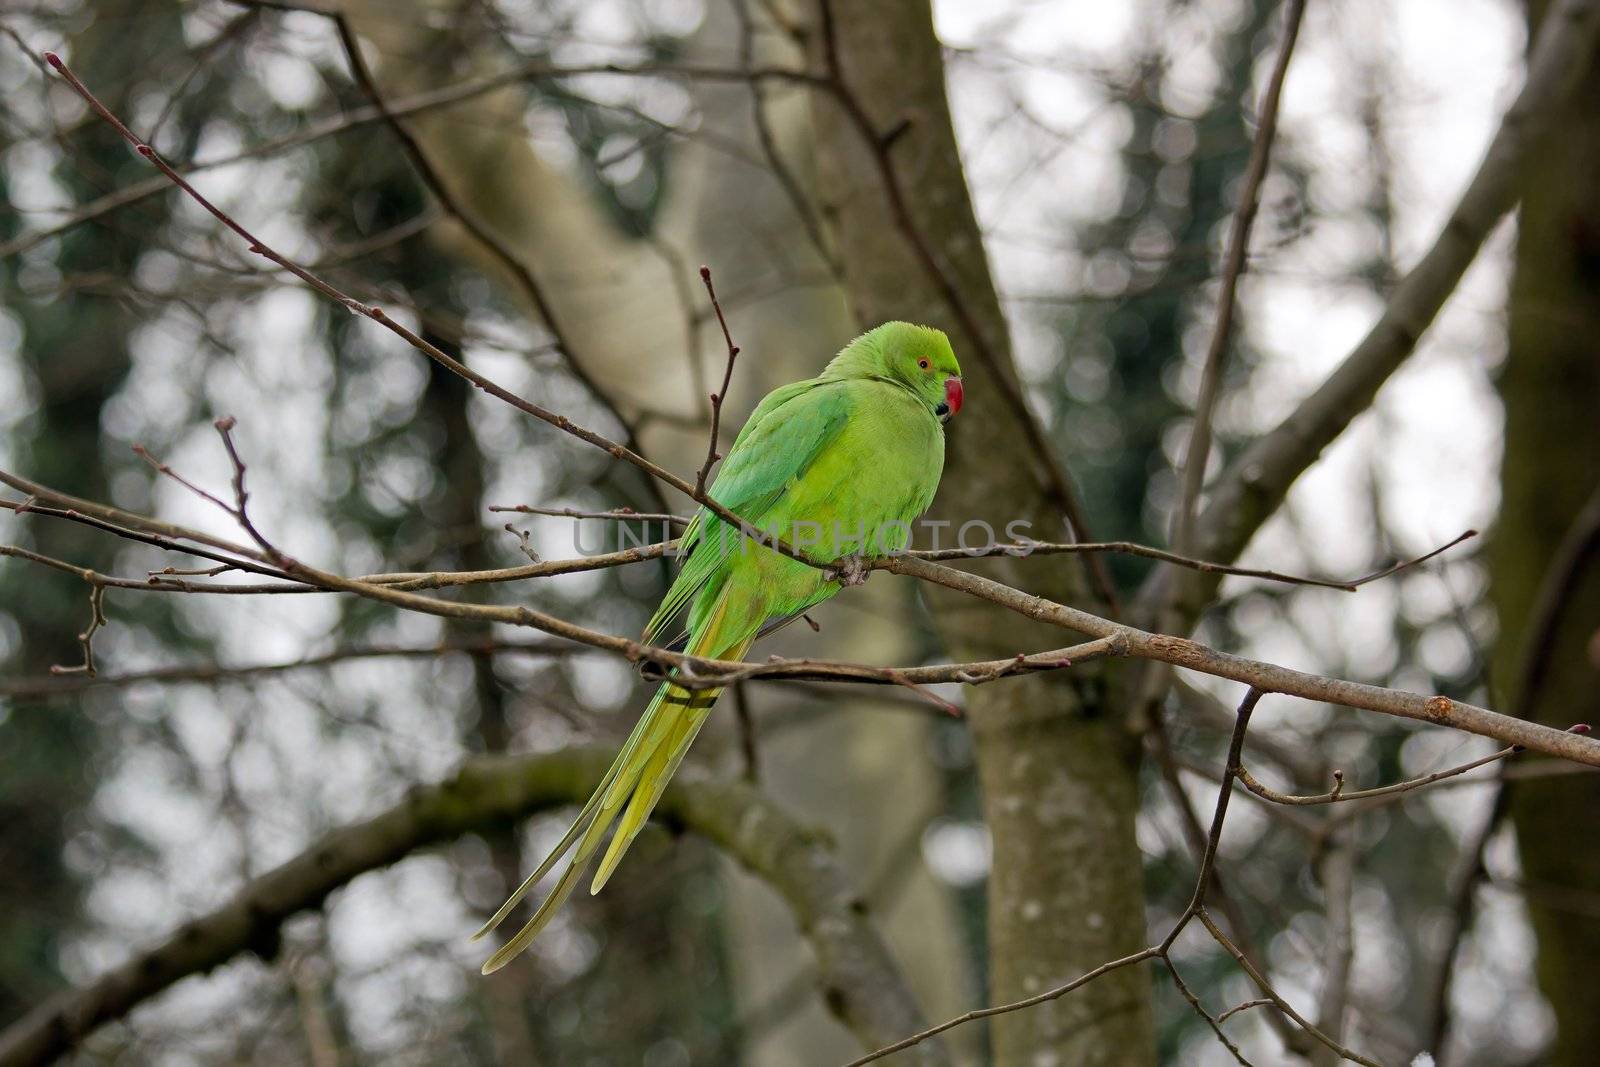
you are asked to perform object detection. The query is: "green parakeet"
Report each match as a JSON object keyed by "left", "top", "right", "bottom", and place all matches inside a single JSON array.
[{"left": 475, "top": 321, "right": 963, "bottom": 973}]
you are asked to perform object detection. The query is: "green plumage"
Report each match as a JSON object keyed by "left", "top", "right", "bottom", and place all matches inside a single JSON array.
[{"left": 475, "top": 322, "right": 962, "bottom": 973}]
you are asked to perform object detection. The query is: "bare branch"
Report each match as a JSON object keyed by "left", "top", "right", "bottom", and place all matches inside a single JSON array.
[
  {"left": 1217, "top": 999, "right": 1276, "bottom": 1025},
  {"left": 1196, "top": 910, "right": 1382, "bottom": 1067},
  {"left": 0, "top": 638, "right": 577, "bottom": 701},
  {"left": 487, "top": 504, "right": 688, "bottom": 528},
  {"left": 37, "top": 50, "right": 833, "bottom": 571},
  {"left": 1170, "top": 0, "right": 1307, "bottom": 566},
  {"left": 882, "top": 555, "right": 1600, "bottom": 768},
  {"left": 1144, "top": 712, "right": 1309, "bottom": 1052},
  {"left": 1147, "top": 0, "right": 1600, "bottom": 614},
  {"left": 1, "top": 493, "right": 292, "bottom": 582},
  {"left": 840, "top": 946, "right": 1160, "bottom": 1067},
  {"left": 13, "top": 456, "right": 1599, "bottom": 769},
  {"left": 1238, "top": 744, "right": 1521, "bottom": 806},
  {"left": 912, "top": 528, "right": 1475, "bottom": 591},
  {"left": 694, "top": 264, "right": 742, "bottom": 496},
  {"left": 501, "top": 524, "right": 540, "bottom": 563},
  {"left": 850, "top": 686, "right": 1386, "bottom": 1066},
  {"left": 47, "top": 584, "right": 107, "bottom": 677},
  {"left": 3, "top": 501, "right": 680, "bottom": 595},
  {"left": 1174, "top": 688, "right": 1262, "bottom": 926},
  {"left": 1164, "top": 957, "right": 1256, "bottom": 1067},
  {"left": 2, "top": 58, "right": 831, "bottom": 262},
  {"left": 324, "top": 14, "right": 661, "bottom": 505},
  {"left": 0, "top": 750, "right": 947, "bottom": 1067}
]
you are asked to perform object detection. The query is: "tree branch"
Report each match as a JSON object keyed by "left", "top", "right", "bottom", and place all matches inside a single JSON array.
[
  {"left": 1237, "top": 744, "right": 1523, "bottom": 807},
  {"left": 883, "top": 555, "right": 1600, "bottom": 768},
  {"left": 323, "top": 14, "right": 663, "bottom": 509},
  {"left": 1, "top": 58, "right": 830, "bottom": 261},
  {"left": 1145, "top": 0, "right": 1600, "bottom": 615},
  {"left": 36, "top": 48, "right": 847, "bottom": 572},
  {"left": 12, "top": 454, "right": 1599, "bottom": 766},
  {"left": 850, "top": 688, "right": 1385, "bottom": 1067},
  {"left": 0, "top": 638, "right": 576, "bottom": 701},
  {"left": 0, "top": 749, "right": 946, "bottom": 1067},
  {"left": 694, "top": 264, "right": 741, "bottom": 496},
  {"left": 5, "top": 472, "right": 1128, "bottom": 703},
  {"left": 1170, "top": 0, "right": 1307, "bottom": 564}
]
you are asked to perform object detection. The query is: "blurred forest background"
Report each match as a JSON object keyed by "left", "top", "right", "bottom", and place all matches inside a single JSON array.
[{"left": 1, "top": 0, "right": 1598, "bottom": 1065}]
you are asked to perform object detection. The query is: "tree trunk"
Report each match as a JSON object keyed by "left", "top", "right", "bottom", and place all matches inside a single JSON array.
[
  {"left": 1493, "top": 4, "right": 1600, "bottom": 1064},
  {"left": 808, "top": 3, "right": 1156, "bottom": 1064}
]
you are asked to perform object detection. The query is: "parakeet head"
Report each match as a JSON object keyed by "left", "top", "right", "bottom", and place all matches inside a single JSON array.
[{"left": 824, "top": 321, "right": 964, "bottom": 423}]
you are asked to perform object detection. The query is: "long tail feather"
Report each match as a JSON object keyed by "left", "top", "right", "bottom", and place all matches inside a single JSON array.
[
  {"left": 476, "top": 590, "right": 754, "bottom": 974},
  {"left": 590, "top": 688, "right": 716, "bottom": 894},
  {"left": 470, "top": 760, "right": 616, "bottom": 943},
  {"left": 480, "top": 792, "right": 619, "bottom": 973}
]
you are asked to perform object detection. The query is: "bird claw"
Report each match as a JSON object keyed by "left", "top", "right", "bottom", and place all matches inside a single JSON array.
[{"left": 827, "top": 555, "right": 871, "bottom": 588}]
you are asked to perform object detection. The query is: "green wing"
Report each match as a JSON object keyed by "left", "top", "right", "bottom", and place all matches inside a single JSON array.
[{"left": 643, "top": 379, "right": 851, "bottom": 644}]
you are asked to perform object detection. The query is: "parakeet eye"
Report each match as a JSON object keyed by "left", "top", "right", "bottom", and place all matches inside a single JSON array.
[{"left": 917, "top": 358, "right": 930, "bottom": 370}]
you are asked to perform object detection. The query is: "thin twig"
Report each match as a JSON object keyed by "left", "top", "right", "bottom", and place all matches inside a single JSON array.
[
  {"left": 849, "top": 686, "right": 1387, "bottom": 1066},
  {"left": 695, "top": 265, "right": 741, "bottom": 497},
  {"left": 910, "top": 528, "right": 1475, "bottom": 591},
  {"left": 488, "top": 504, "right": 688, "bottom": 528},
  {"left": 1173, "top": 688, "right": 1262, "bottom": 927},
  {"left": 838, "top": 947, "right": 1161, "bottom": 1067},
  {"left": 4, "top": 497, "right": 680, "bottom": 594},
  {"left": 1153, "top": 0, "right": 1600, "bottom": 616},
  {"left": 2, "top": 58, "right": 831, "bottom": 262},
  {"left": 1, "top": 494, "right": 292, "bottom": 583},
  {"left": 1197, "top": 910, "right": 1383, "bottom": 1067},
  {"left": 129, "top": 445, "right": 234, "bottom": 515},
  {"left": 1170, "top": 0, "right": 1308, "bottom": 565},
  {"left": 48, "top": 585, "right": 107, "bottom": 677},
  {"left": 1218, "top": 999, "right": 1276, "bottom": 1025},
  {"left": 1340, "top": 529, "right": 1480, "bottom": 589},
  {"left": 1144, "top": 699, "right": 1310, "bottom": 1052},
  {"left": 38, "top": 51, "right": 830, "bottom": 572},
  {"left": 502, "top": 524, "right": 540, "bottom": 563},
  {"left": 1, "top": 639, "right": 578, "bottom": 700},
  {"left": 1237, "top": 745, "right": 1520, "bottom": 806},
  {"left": 324, "top": 14, "right": 663, "bottom": 508},
  {"left": 1164, "top": 957, "right": 1255, "bottom": 1067}
]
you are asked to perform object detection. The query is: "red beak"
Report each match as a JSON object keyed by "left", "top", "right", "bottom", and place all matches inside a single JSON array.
[{"left": 944, "top": 376, "right": 964, "bottom": 417}]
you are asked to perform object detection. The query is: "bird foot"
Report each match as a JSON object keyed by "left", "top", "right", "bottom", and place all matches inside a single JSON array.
[{"left": 827, "top": 554, "right": 872, "bottom": 588}]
